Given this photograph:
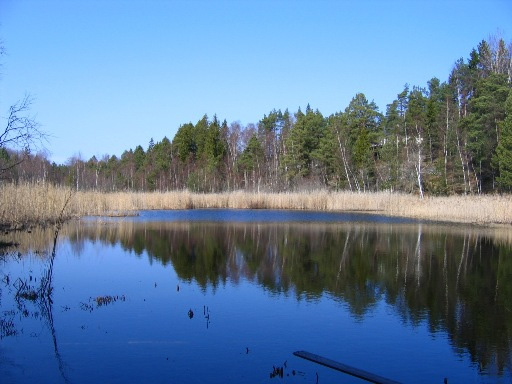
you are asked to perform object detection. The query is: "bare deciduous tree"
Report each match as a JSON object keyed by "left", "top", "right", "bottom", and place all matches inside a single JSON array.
[
  {"left": 1, "top": 95, "right": 46, "bottom": 176},
  {"left": 1, "top": 41, "right": 47, "bottom": 177}
]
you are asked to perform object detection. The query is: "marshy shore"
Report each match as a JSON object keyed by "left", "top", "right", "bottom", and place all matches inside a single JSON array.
[{"left": 1, "top": 183, "right": 511, "bottom": 229}]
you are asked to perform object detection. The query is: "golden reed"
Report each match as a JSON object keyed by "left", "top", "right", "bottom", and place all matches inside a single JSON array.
[{"left": 1, "top": 183, "right": 511, "bottom": 227}]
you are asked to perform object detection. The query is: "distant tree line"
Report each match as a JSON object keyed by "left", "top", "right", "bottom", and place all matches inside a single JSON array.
[{"left": 3, "top": 36, "right": 512, "bottom": 195}]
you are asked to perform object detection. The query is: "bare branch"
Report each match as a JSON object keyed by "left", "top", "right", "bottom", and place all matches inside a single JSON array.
[{"left": 1, "top": 94, "right": 47, "bottom": 174}]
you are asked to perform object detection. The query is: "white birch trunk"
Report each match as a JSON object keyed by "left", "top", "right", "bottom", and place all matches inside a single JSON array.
[
  {"left": 415, "top": 125, "right": 424, "bottom": 199},
  {"left": 337, "top": 134, "right": 353, "bottom": 191},
  {"left": 456, "top": 128, "right": 467, "bottom": 195}
]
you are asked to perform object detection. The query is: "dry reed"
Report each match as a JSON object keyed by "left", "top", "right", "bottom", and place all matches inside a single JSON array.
[
  {"left": 1, "top": 183, "right": 512, "bottom": 227},
  {"left": 0, "top": 183, "right": 74, "bottom": 227}
]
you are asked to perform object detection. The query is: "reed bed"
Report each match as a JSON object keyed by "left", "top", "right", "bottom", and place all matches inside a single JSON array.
[
  {"left": 0, "top": 183, "right": 74, "bottom": 227},
  {"left": 1, "top": 183, "right": 512, "bottom": 227}
]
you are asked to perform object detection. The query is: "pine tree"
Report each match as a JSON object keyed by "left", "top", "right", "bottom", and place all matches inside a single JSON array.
[
  {"left": 464, "top": 73, "right": 510, "bottom": 192},
  {"left": 174, "top": 123, "right": 197, "bottom": 162},
  {"left": 344, "top": 93, "right": 382, "bottom": 190},
  {"left": 353, "top": 127, "right": 372, "bottom": 191},
  {"left": 237, "top": 134, "right": 264, "bottom": 189},
  {"left": 314, "top": 115, "right": 339, "bottom": 188},
  {"left": 204, "top": 115, "right": 226, "bottom": 171},
  {"left": 496, "top": 94, "right": 512, "bottom": 191},
  {"left": 133, "top": 145, "right": 145, "bottom": 171},
  {"left": 282, "top": 106, "right": 325, "bottom": 185}
]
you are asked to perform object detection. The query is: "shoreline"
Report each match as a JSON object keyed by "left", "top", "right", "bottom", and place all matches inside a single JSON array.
[
  {"left": 84, "top": 207, "right": 510, "bottom": 228},
  {"left": 1, "top": 183, "right": 511, "bottom": 229}
]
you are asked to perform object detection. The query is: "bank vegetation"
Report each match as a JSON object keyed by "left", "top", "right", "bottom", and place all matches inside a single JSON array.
[
  {"left": 2, "top": 38, "right": 512, "bottom": 229},
  {"left": 1, "top": 183, "right": 511, "bottom": 228}
]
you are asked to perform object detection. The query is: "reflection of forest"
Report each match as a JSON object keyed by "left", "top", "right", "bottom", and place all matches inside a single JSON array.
[{"left": 61, "top": 220, "right": 512, "bottom": 375}]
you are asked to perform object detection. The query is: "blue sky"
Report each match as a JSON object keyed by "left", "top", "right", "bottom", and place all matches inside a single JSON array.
[{"left": 1, "top": 0, "right": 511, "bottom": 164}]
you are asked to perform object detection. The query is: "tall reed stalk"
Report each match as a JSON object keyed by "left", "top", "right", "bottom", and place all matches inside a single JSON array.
[{"left": 1, "top": 183, "right": 511, "bottom": 226}]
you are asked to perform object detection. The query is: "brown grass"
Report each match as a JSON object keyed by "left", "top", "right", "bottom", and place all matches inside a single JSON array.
[
  {"left": 1, "top": 183, "right": 512, "bottom": 227},
  {"left": 0, "top": 183, "right": 74, "bottom": 228}
]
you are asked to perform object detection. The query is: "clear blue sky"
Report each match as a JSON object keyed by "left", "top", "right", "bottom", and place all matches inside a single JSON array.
[{"left": 1, "top": 0, "right": 511, "bottom": 165}]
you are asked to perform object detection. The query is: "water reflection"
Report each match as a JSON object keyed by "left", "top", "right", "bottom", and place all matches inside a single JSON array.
[
  {"left": 1, "top": 216, "right": 512, "bottom": 382},
  {"left": 59, "top": 219, "right": 512, "bottom": 377},
  {"left": 1, "top": 224, "right": 71, "bottom": 383}
]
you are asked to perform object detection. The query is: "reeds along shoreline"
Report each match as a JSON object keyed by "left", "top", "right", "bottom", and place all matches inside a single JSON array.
[{"left": 1, "top": 183, "right": 512, "bottom": 227}]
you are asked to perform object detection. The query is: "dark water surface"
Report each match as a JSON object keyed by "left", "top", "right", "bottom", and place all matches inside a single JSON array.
[{"left": 1, "top": 209, "right": 511, "bottom": 383}]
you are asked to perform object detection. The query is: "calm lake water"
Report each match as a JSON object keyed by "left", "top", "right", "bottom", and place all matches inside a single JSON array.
[{"left": 1, "top": 209, "right": 511, "bottom": 383}]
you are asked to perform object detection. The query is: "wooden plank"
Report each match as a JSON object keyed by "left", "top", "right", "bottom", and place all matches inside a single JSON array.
[{"left": 293, "top": 350, "right": 402, "bottom": 384}]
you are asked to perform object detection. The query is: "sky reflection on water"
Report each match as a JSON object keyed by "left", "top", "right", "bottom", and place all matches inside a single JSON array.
[
  {"left": 1, "top": 210, "right": 511, "bottom": 383},
  {"left": 130, "top": 208, "right": 422, "bottom": 224}
]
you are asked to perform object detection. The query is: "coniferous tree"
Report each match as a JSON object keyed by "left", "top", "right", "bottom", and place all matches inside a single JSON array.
[
  {"left": 258, "top": 109, "right": 286, "bottom": 191},
  {"left": 353, "top": 126, "right": 372, "bottom": 191},
  {"left": 237, "top": 134, "right": 264, "bottom": 190},
  {"left": 314, "top": 115, "right": 340, "bottom": 188},
  {"left": 495, "top": 94, "right": 512, "bottom": 191},
  {"left": 174, "top": 123, "right": 197, "bottom": 162},
  {"left": 132, "top": 145, "right": 146, "bottom": 190},
  {"left": 464, "top": 73, "right": 510, "bottom": 192},
  {"left": 120, "top": 149, "right": 135, "bottom": 190},
  {"left": 344, "top": 93, "right": 382, "bottom": 191},
  {"left": 282, "top": 106, "right": 325, "bottom": 187}
]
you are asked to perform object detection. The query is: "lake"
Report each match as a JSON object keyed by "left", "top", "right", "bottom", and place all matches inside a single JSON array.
[{"left": 1, "top": 209, "right": 511, "bottom": 383}]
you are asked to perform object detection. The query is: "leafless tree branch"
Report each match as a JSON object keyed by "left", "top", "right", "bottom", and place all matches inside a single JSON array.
[{"left": 1, "top": 94, "right": 47, "bottom": 175}]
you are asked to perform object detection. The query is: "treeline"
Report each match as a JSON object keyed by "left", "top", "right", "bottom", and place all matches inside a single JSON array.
[{"left": 3, "top": 37, "right": 512, "bottom": 195}]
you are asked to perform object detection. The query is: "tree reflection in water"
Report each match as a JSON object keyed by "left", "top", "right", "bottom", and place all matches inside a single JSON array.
[
  {"left": 2, "top": 218, "right": 511, "bottom": 381},
  {"left": 63, "top": 219, "right": 512, "bottom": 377}
]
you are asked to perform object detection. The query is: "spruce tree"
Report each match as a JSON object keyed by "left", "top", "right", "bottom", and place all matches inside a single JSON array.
[
  {"left": 465, "top": 73, "right": 510, "bottom": 192},
  {"left": 496, "top": 94, "right": 512, "bottom": 191}
]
